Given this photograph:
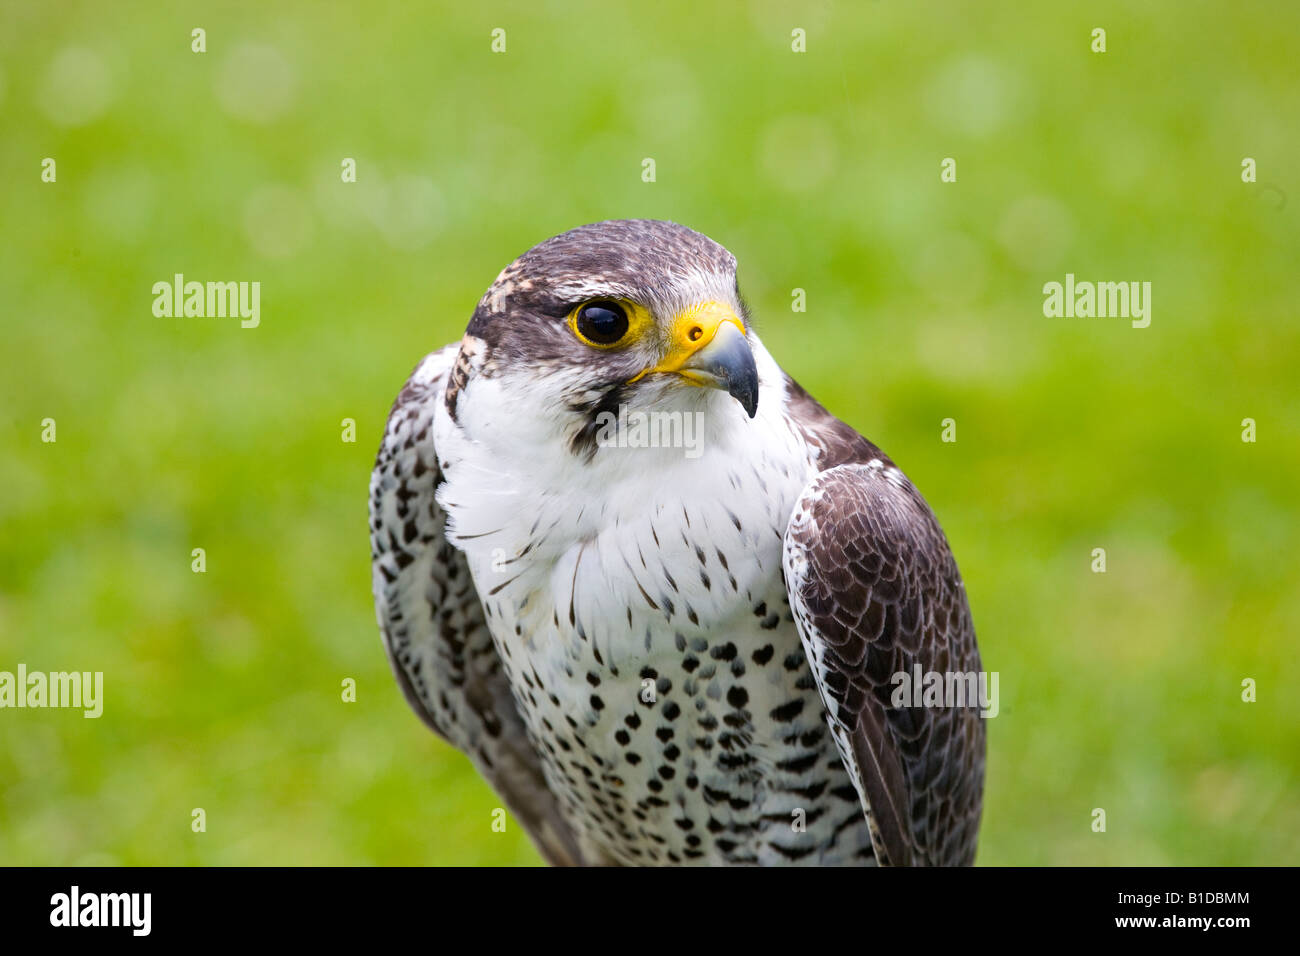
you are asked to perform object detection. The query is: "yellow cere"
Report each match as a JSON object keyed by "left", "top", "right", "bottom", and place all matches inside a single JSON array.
[{"left": 629, "top": 300, "right": 746, "bottom": 382}]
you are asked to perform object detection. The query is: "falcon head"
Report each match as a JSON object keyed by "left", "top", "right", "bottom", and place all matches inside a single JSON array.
[{"left": 451, "top": 220, "right": 761, "bottom": 458}]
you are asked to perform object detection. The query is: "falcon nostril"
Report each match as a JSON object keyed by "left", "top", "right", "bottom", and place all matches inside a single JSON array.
[{"left": 688, "top": 326, "right": 704, "bottom": 342}]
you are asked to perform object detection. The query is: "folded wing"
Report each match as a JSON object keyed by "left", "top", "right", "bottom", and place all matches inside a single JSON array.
[{"left": 369, "top": 344, "right": 588, "bottom": 865}]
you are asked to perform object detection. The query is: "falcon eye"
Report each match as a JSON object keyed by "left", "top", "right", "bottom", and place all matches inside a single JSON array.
[{"left": 573, "top": 300, "right": 630, "bottom": 347}]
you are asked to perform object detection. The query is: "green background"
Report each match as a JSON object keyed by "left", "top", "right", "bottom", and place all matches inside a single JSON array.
[{"left": 2, "top": 1, "right": 1297, "bottom": 865}]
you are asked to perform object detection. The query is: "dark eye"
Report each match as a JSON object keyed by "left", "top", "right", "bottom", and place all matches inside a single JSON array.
[{"left": 575, "top": 300, "right": 630, "bottom": 346}]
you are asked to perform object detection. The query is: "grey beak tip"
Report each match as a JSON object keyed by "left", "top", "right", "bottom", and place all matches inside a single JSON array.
[
  {"left": 679, "top": 320, "right": 760, "bottom": 421},
  {"left": 721, "top": 359, "right": 758, "bottom": 419}
]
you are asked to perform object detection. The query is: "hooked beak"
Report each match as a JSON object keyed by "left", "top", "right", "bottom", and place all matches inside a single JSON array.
[{"left": 629, "top": 301, "right": 759, "bottom": 418}]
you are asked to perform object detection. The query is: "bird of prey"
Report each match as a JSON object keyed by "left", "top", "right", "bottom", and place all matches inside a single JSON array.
[{"left": 369, "top": 220, "right": 985, "bottom": 866}]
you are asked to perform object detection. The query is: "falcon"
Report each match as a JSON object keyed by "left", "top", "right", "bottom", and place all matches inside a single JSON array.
[{"left": 369, "top": 219, "right": 985, "bottom": 866}]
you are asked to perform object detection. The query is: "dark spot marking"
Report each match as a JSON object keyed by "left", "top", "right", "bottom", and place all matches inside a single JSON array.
[{"left": 770, "top": 699, "right": 805, "bottom": 722}]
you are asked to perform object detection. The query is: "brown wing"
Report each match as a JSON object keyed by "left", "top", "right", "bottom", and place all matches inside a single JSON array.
[
  {"left": 781, "top": 400, "right": 985, "bottom": 865},
  {"left": 370, "top": 344, "right": 590, "bottom": 865}
]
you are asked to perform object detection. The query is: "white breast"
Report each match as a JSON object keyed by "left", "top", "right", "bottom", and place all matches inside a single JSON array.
[{"left": 431, "top": 337, "right": 860, "bottom": 863}]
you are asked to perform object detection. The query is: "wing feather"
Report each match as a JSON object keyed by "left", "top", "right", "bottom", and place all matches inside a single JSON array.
[
  {"left": 782, "top": 409, "right": 985, "bottom": 866},
  {"left": 369, "top": 344, "right": 589, "bottom": 865}
]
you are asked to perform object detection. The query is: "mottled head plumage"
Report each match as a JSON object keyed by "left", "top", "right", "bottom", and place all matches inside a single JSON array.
[
  {"left": 465, "top": 219, "right": 741, "bottom": 362},
  {"left": 447, "top": 220, "right": 757, "bottom": 449}
]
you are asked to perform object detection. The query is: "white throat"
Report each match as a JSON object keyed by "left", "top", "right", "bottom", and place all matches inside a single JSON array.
[{"left": 433, "top": 334, "right": 815, "bottom": 652}]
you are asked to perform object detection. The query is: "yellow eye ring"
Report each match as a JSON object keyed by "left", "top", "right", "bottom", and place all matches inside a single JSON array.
[{"left": 569, "top": 298, "right": 653, "bottom": 349}]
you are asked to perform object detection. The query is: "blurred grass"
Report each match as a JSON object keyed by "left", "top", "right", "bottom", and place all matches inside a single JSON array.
[{"left": 1, "top": 0, "right": 1298, "bottom": 865}]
